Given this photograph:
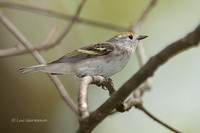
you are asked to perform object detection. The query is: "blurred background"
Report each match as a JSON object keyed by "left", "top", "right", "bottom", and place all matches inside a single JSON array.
[{"left": 0, "top": 0, "right": 200, "bottom": 133}]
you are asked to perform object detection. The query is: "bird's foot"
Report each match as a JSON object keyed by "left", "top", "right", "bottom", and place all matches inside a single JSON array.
[{"left": 99, "top": 75, "right": 113, "bottom": 90}]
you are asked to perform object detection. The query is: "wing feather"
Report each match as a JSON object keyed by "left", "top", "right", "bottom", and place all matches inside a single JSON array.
[{"left": 49, "top": 42, "right": 115, "bottom": 63}]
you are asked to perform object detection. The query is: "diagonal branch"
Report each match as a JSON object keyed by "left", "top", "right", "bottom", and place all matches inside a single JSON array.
[
  {"left": 0, "top": 0, "right": 88, "bottom": 57},
  {"left": 0, "top": 26, "right": 60, "bottom": 57},
  {"left": 78, "top": 23, "right": 200, "bottom": 132},
  {"left": 0, "top": 8, "right": 86, "bottom": 115}
]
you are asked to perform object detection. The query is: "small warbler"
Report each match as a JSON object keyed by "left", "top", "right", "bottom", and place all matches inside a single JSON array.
[{"left": 18, "top": 32, "right": 147, "bottom": 77}]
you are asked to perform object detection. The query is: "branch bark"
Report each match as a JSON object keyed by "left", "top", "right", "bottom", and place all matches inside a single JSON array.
[{"left": 78, "top": 23, "right": 200, "bottom": 132}]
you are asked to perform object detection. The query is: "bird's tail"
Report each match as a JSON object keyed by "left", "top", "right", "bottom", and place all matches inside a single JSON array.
[
  {"left": 17, "top": 63, "right": 73, "bottom": 75},
  {"left": 17, "top": 64, "right": 48, "bottom": 74}
]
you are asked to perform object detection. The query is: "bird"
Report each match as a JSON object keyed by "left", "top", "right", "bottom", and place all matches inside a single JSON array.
[{"left": 18, "top": 32, "right": 147, "bottom": 78}]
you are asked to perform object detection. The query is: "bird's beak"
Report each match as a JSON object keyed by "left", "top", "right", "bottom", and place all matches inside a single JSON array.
[{"left": 138, "top": 35, "right": 148, "bottom": 40}]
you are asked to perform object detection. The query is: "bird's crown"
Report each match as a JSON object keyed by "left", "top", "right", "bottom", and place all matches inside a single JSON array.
[{"left": 117, "top": 32, "right": 135, "bottom": 35}]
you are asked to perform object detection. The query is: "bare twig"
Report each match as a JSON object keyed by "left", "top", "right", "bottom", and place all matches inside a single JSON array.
[
  {"left": 40, "top": 27, "right": 60, "bottom": 47},
  {"left": 138, "top": 106, "right": 181, "bottom": 133},
  {"left": 78, "top": 24, "right": 200, "bottom": 132},
  {"left": 0, "top": 26, "right": 60, "bottom": 57},
  {"left": 0, "top": 0, "right": 87, "bottom": 114},
  {"left": 54, "top": 0, "right": 86, "bottom": 45},
  {"left": 132, "top": 0, "right": 157, "bottom": 89},
  {"left": 131, "top": 0, "right": 157, "bottom": 31},
  {"left": 0, "top": 0, "right": 126, "bottom": 32},
  {"left": 0, "top": 10, "right": 79, "bottom": 115},
  {"left": 126, "top": 0, "right": 157, "bottom": 109},
  {"left": 78, "top": 76, "right": 116, "bottom": 119},
  {"left": 78, "top": 76, "right": 90, "bottom": 119},
  {"left": 115, "top": 0, "right": 157, "bottom": 113},
  {"left": 0, "top": 0, "right": 89, "bottom": 57}
]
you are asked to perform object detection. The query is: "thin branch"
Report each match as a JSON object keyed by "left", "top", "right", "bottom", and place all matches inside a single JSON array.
[
  {"left": 110, "top": 0, "right": 157, "bottom": 114},
  {"left": 78, "top": 24, "right": 200, "bottom": 132},
  {"left": 41, "top": 27, "right": 60, "bottom": 47},
  {"left": 132, "top": 0, "right": 157, "bottom": 89},
  {"left": 78, "top": 76, "right": 90, "bottom": 119},
  {"left": 117, "top": 97, "right": 182, "bottom": 133},
  {"left": 115, "top": 0, "right": 157, "bottom": 113},
  {"left": 0, "top": 26, "right": 60, "bottom": 57},
  {"left": 131, "top": 0, "right": 157, "bottom": 31},
  {"left": 0, "top": 0, "right": 87, "bottom": 114},
  {"left": 0, "top": 0, "right": 126, "bottom": 58},
  {"left": 138, "top": 106, "right": 182, "bottom": 133},
  {"left": 78, "top": 76, "right": 117, "bottom": 119},
  {"left": 0, "top": 0, "right": 126, "bottom": 32},
  {"left": 0, "top": 0, "right": 91, "bottom": 57},
  {"left": 129, "top": 0, "right": 157, "bottom": 100},
  {"left": 132, "top": 0, "right": 157, "bottom": 64},
  {"left": 0, "top": 10, "right": 79, "bottom": 115},
  {"left": 53, "top": 0, "right": 86, "bottom": 45}
]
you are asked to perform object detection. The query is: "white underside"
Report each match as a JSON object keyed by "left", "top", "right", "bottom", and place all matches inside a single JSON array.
[{"left": 73, "top": 53, "right": 130, "bottom": 77}]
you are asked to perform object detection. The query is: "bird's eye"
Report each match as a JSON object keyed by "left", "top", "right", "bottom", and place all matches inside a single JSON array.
[{"left": 128, "top": 35, "right": 133, "bottom": 40}]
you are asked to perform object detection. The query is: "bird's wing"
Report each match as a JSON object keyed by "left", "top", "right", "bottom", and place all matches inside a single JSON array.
[{"left": 49, "top": 42, "right": 115, "bottom": 63}]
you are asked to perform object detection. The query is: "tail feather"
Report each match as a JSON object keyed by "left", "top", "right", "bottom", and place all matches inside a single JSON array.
[
  {"left": 17, "top": 64, "right": 47, "bottom": 74},
  {"left": 17, "top": 63, "right": 73, "bottom": 75}
]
